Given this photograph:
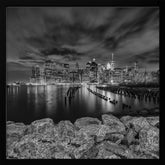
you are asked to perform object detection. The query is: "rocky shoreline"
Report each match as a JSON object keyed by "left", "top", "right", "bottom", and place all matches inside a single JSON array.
[{"left": 6, "top": 114, "right": 159, "bottom": 159}]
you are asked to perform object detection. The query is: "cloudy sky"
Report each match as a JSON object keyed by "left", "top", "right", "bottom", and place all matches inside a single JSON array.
[{"left": 6, "top": 7, "right": 159, "bottom": 82}]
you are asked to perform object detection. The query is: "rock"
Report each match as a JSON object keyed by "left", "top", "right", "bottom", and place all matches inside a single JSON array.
[
  {"left": 6, "top": 121, "right": 15, "bottom": 125},
  {"left": 70, "top": 131, "right": 89, "bottom": 146},
  {"left": 7, "top": 122, "right": 27, "bottom": 136},
  {"left": 120, "top": 116, "right": 133, "bottom": 124},
  {"left": 128, "top": 145, "right": 158, "bottom": 159},
  {"left": 141, "top": 150, "right": 159, "bottom": 159},
  {"left": 139, "top": 126, "right": 159, "bottom": 153},
  {"left": 57, "top": 129, "right": 96, "bottom": 159},
  {"left": 7, "top": 134, "right": 39, "bottom": 159},
  {"left": 7, "top": 133, "right": 72, "bottom": 159},
  {"left": 96, "top": 141, "right": 135, "bottom": 159},
  {"left": 96, "top": 125, "right": 116, "bottom": 140},
  {"left": 6, "top": 116, "right": 159, "bottom": 159},
  {"left": 120, "top": 116, "right": 151, "bottom": 132},
  {"left": 72, "top": 136, "right": 95, "bottom": 159},
  {"left": 78, "top": 124, "right": 100, "bottom": 138},
  {"left": 97, "top": 150, "right": 120, "bottom": 159},
  {"left": 102, "top": 114, "right": 126, "bottom": 133},
  {"left": 77, "top": 124, "right": 124, "bottom": 144},
  {"left": 74, "top": 117, "right": 101, "bottom": 129},
  {"left": 26, "top": 118, "right": 59, "bottom": 143},
  {"left": 80, "top": 145, "right": 99, "bottom": 159},
  {"left": 53, "top": 152, "right": 71, "bottom": 159},
  {"left": 57, "top": 120, "right": 75, "bottom": 142},
  {"left": 6, "top": 122, "right": 27, "bottom": 153},
  {"left": 104, "top": 133, "right": 124, "bottom": 144},
  {"left": 146, "top": 116, "right": 159, "bottom": 128},
  {"left": 104, "top": 141, "right": 135, "bottom": 159},
  {"left": 96, "top": 125, "right": 112, "bottom": 142},
  {"left": 29, "top": 118, "right": 55, "bottom": 134},
  {"left": 125, "top": 127, "right": 138, "bottom": 145},
  {"left": 96, "top": 142, "right": 121, "bottom": 159}
]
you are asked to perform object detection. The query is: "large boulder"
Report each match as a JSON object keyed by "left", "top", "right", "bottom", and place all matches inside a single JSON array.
[
  {"left": 96, "top": 125, "right": 124, "bottom": 143},
  {"left": 70, "top": 131, "right": 95, "bottom": 159},
  {"left": 96, "top": 142, "right": 121, "bottom": 159},
  {"left": 102, "top": 114, "right": 126, "bottom": 133},
  {"left": 125, "top": 128, "right": 138, "bottom": 145},
  {"left": 53, "top": 127, "right": 96, "bottom": 159},
  {"left": 75, "top": 124, "right": 124, "bottom": 144},
  {"left": 6, "top": 116, "right": 159, "bottom": 159},
  {"left": 26, "top": 118, "right": 58, "bottom": 142},
  {"left": 120, "top": 116, "right": 133, "bottom": 124},
  {"left": 128, "top": 144, "right": 159, "bottom": 159},
  {"left": 74, "top": 117, "right": 101, "bottom": 129},
  {"left": 57, "top": 120, "right": 76, "bottom": 143},
  {"left": 120, "top": 116, "right": 151, "bottom": 132},
  {"left": 96, "top": 141, "right": 135, "bottom": 159},
  {"left": 28, "top": 118, "right": 55, "bottom": 134},
  {"left": 7, "top": 122, "right": 27, "bottom": 137},
  {"left": 80, "top": 145, "right": 99, "bottom": 159},
  {"left": 139, "top": 126, "right": 159, "bottom": 153},
  {"left": 7, "top": 133, "right": 63, "bottom": 159},
  {"left": 77, "top": 124, "right": 100, "bottom": 137},
  {"left": 7, "top": 131, "right": 73, "bottom": 159},
  {"left": 146, "top": 116, "right": 159, "bottom": 128},
  {"left": 7, "top": 134, "right": 39, "bottom": 159},
  {"left": 6, "top": 121, "right": 15, "bottom": 125},
  {"left": 6, "top": 122, "right": 27, "bottom": 154},
  {"left": 104, "top": 141, "right": 135, "bottom": 159}
]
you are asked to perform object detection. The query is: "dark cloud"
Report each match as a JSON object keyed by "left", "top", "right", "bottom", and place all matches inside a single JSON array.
[
  {"left": 7, "top": 61, "right": 31, "bottom": 71},
  {"left": 6, "top": 7, "right": 159, "bottom": 81},
  {"left": 127, "top": 47, "right": 159, "bottom": 65},
  {"left": 19, "top": 56, "right": 35, "bottom": 60},
  {"left": 41, "top": 47, "right": 82, "bottom": 56}
]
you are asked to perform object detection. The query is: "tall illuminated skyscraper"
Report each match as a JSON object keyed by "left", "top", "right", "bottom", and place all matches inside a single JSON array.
[{"left": 110, "top": 53, "right": 115, "bottom": 71}]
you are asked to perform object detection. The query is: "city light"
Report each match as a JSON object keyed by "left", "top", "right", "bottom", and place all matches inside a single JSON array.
[{"left": 27, "top": 54, "right": 159, "bottom": 86}]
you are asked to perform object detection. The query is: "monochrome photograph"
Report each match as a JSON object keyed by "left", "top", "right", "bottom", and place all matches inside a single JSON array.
[{"left": 6, "top": 6, "right": 159, "bottom": 159}]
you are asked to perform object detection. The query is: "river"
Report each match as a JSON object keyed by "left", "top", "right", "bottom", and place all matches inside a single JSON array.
[{"left": 6, "top": 85, "right": 159, "bottom": 124}]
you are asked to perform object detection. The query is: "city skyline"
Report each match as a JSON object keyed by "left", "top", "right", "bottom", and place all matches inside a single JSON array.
[{"left": 6, "top": 7, "right": 159, "bottom": 82}]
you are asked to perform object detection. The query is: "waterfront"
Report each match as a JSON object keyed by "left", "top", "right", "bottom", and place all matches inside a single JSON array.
[{"left": 7, "top": 85, "right": 159, "bottom": 124}]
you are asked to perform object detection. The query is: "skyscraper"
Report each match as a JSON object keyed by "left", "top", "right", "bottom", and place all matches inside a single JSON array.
[{"left": 110, "top": 53, "right": 115, "bottom": 71}]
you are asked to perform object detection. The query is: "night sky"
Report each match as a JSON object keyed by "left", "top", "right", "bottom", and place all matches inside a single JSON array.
[{"left": 6, "top": 7, "right": 159, "bottom": 82}]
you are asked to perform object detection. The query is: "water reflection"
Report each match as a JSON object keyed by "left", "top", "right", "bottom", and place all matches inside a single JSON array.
[
  {"left": 44, "top": 85, "right": 56, "bottom": 115},
  {"left": 83, "top": 87, "right": 96, "bottom": 113},
  {"left": 7, "top": 85, "right": 159, "bottom": 124},
  {"left": 89, "top": 85, "right": 158, "bottom": 114}
]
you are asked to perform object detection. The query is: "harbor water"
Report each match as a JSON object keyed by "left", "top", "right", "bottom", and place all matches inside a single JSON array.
[{"left": 7, "top": 85, "right": 159, "bottom": 124}]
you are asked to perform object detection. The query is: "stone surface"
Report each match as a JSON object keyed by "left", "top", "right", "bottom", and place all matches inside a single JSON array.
[
  {"left": 120, "top": 116, "right": 151, "bottom": 132},
  {"left": 139, "top": 126, "right": 159, "bottom": 153},
  {"left": 6, "top": 122, "right": 27, "bottom": 157},
  {"left": 120, "top": 116, "right": 133, "bottom": 125},
  {"left": 71, "top": 136, "right": 95, "bottom": 159},
  {"left": 57, "top": 120, "right": 76, "bottom": 142},
  {"left": 102, "top": 114, "right": 126, "bottom": 133},
  {"left": 6, "top": 115, "right": 159, "bottom": 159},
  {"left": 146, "top": 116, "right": 159, "bottom": 128},
  {"left": 29, "top": 118, "right": 55, "bottom": 134},
  {"left": 96, "top": 142, "right": 121, "bottom": 159},
  {"left": 104, "top": 141, "right": 135, "bottom": 159},
  {"left": 125, "top": 127, "right": 138, "bottom": 145},
  {"left": 74, "top": 117, "right": 101, "bottom": 129},
  {"left": 78, "top": 124, "right": 100, "bottom": 137}
]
